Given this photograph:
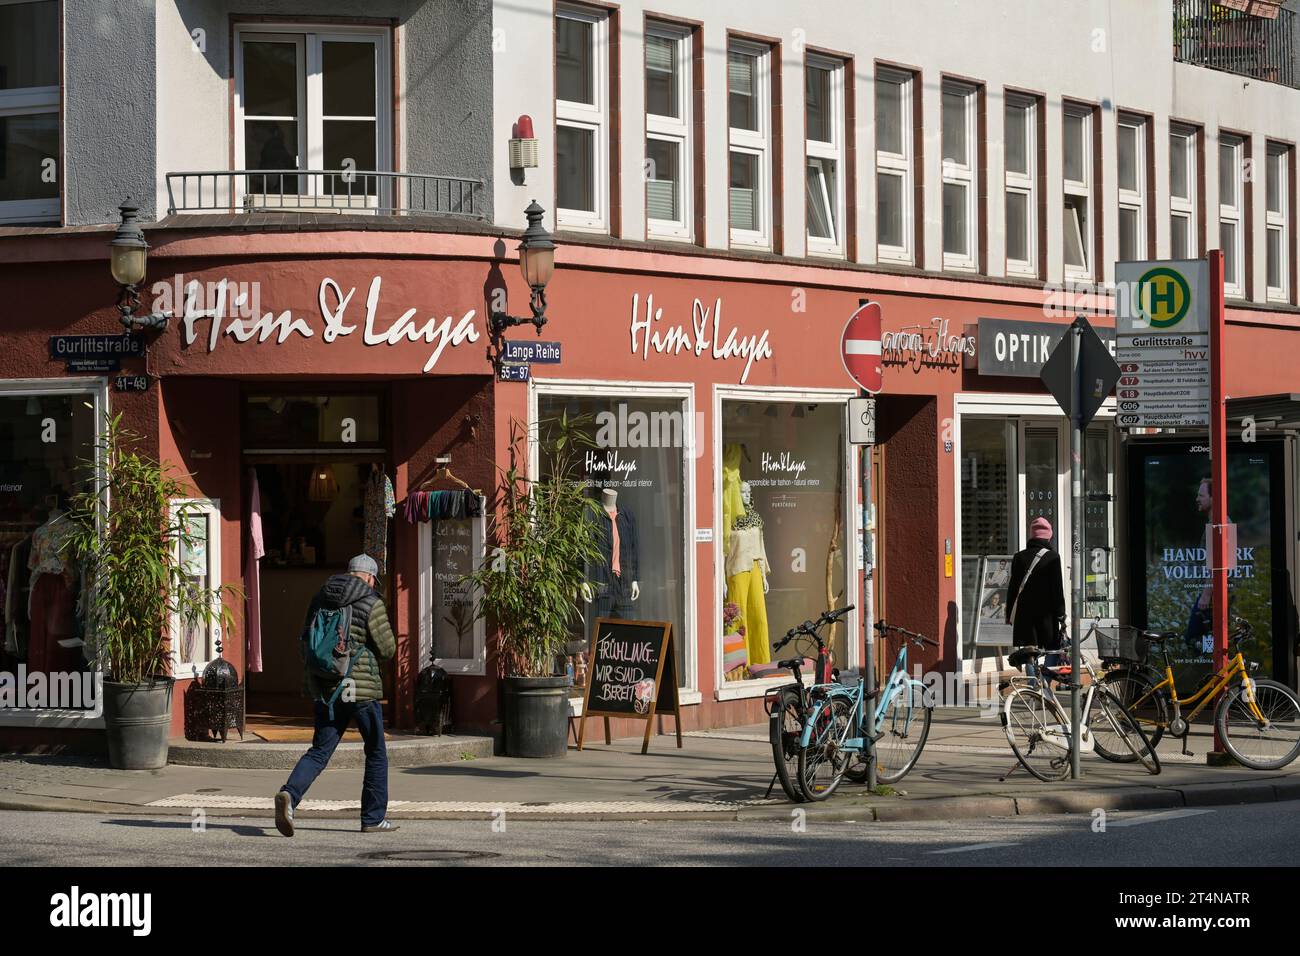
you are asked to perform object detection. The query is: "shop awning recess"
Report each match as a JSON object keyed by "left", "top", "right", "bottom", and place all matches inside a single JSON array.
[{"left": 1226, "top": 393, "right": 1300, "bottom": 430}]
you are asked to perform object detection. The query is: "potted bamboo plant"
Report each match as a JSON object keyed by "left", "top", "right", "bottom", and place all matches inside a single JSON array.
[
  {"left": 468, "top": 414, "right": 602, "bottom": 757},
  {"left": 65, "top": 416, "right": 236, "bottom": 769}
]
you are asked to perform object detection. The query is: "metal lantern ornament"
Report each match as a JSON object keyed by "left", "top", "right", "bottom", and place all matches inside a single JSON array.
[{"left": 183, "top": 636, "right": 246, "bottom": 743}]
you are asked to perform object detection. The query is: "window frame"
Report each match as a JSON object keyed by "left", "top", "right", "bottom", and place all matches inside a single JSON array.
[
  {"left": 875, "top": 67, "right": 915, "bottom": 265},
  {"left": 416, "top": 496, "right": 488, "bottom": 676},
  {"left": 168, "top": 498, "right": 224, "bottom": 677},
  {"left": 1265, "top": 142, "right": 1290, "bottom": 303},
  {"left": 1003, "top": 93, "right": 1037, "bottom": 278},
  {"left": 555, "top": 3, "right": 610, "bottom": 233},
  {"left": 233, "top": 23, "right": 392, "bottom": 209},
  {"left": 1218, "top": 132, "right": 1246, "bottom": 299},
  {"left": 941, "top": 80, "right": 979, "bottom": 272},
  {"left": 1062, "top": 103, "right": 1094, "bottom": 281},
  {"left": 804, "top": 53, "right": 846, "bottom": 258},
  {"left": 1117, "top": 113, "right": 1147, "bottom": 265},
  {"left": 727, "top": 38, "right": 773, "bottom": 250},
  {"left": 0, "top": 0, "right": 60, "bottom": 224},
  {"left": 1169, "top": 123, "right": 1199, "bottom": 259},
  {"left": 644, "top": 21, "right": 693, "bottom": 242}
]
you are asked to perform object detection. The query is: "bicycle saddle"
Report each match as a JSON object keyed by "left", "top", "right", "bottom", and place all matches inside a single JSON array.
[{"left": 1008, "top": 647, "right": 1041, "bottom": 668}]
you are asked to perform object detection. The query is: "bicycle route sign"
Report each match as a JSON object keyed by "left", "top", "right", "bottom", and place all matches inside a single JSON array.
[{"left": 578, "top": 619, "right": 681, "bottom": 754}]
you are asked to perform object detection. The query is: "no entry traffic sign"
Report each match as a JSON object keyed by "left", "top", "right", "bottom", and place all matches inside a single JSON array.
[{"left": 841, "top": 301, "right": 883, "bottom": 393}]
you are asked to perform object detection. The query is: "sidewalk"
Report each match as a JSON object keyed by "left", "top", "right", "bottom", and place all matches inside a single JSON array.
[{"left": 2, "top": 708, "right": 1297, "bottom": 823}]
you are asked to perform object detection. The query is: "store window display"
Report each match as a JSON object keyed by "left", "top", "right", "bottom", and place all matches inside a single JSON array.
[
  {"left": 721, "top": 400, "right": 849, "bottom": 681},
  {"left": 536, "top": 392, "right": 689, "bottom": 686},
  {"left": 0, "top": 388, "right": 99, "bottom": 686}
]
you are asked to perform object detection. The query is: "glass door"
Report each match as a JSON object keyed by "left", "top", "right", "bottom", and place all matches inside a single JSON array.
[{"left": 1020, "top": 420, "right": 1068, "bottom": 622}]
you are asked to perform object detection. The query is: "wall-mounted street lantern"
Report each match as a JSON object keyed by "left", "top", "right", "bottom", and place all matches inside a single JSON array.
[
  {"left": 489, "top": 200, "right": 556, "bottom": 336},
  {"left": 110, "top": 201, "right": 170, "bottom": 332}
]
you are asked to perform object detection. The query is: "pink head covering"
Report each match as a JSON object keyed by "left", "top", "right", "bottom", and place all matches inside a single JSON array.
[{"left": 1029, "top": 516, "right": 1053, "bottom": 540}]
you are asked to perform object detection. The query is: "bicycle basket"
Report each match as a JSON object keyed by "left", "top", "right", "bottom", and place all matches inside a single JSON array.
[{"left": 1091, "top": 625, "right": 1150, "bottom": 664}]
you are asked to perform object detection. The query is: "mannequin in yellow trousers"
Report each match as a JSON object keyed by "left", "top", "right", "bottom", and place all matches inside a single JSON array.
[{"left": 725, "top": 480, "right": 771, "bottom": 667}]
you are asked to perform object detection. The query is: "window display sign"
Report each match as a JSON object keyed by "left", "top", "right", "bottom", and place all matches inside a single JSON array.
[
  {"left": 972, "top": 555, "right": 1015, "bottom": 646},
  {"left": 1127, "top": 440, "right": 1285, "bottom": 681}
]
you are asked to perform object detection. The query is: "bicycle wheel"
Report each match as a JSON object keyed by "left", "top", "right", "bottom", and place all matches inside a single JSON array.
[
  {"left": 1093, "top": 688, "right": 1161, "bottom": 774},
  {"left": 797, "top": 695, "right": 852, "bottom": 801},
  {"left": 1002, "top": 688, "right": 1071, "bottom": 781},
  {"left": 1101, "top": 668, "right": 1169, "bottom": 754},
  {"left": 768, "top": 687, "right": 806, "bottom": 802},
  {"left": 1215, "top": 678, "right": 1300, "bottom": 771},
  {"left": 874, "top": 681, "right": 933, "bottom": 784}
]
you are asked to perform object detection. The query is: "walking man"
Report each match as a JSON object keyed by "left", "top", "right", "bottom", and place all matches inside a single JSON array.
[{"left": 274, "top": 554, "right": 398, "bottom": 836}]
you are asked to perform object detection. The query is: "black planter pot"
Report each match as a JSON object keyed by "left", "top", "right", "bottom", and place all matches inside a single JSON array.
[
  {"left": 103, "top": 677, "right": 175, "bottom": 770},
  {"left": 501, "top": 676, "right": 570, "bottom": 758}
]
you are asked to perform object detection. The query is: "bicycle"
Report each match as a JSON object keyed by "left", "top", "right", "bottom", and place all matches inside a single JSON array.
[
  {"left": 795, "top": 619, "right": 936, "bottom": 801},
  {"left": 1097, "top": 616, "right": 1300, "bottom": 771},
  {"left": 765, "top": 606, "right": 851, "bottom": 803},
  {"left": 999, "top": 639, "right": 1160, "bottom": 781}
]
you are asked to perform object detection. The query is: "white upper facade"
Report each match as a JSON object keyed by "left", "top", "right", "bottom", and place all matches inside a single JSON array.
[{"left": 493, "top": 0, "right": 1300, "bottom": 304}]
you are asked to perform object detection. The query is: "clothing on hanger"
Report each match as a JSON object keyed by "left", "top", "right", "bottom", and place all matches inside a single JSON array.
[
  {"left": 246, "top": 467, "right": 265, "bottom": 673},
  {"left": 363, "top": 467, "right": 396, "bottom": 573}
]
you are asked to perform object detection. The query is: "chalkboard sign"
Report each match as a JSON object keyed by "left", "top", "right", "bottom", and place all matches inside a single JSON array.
[{"left": 578, "top": 619, "right": 682, "bottom": 754}]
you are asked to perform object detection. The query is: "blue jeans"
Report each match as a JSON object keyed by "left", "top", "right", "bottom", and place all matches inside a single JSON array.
[
  {"left": 1026, "top": 652, "right": 1066, "bottom": 701},
  {"left": 281, "top": 699, "right": 388, "bottom": 827}
]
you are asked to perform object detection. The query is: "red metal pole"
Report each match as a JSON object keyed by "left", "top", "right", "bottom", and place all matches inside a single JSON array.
[{"left": 1209, "top": 250, "right": 1229, "bottom": 755}]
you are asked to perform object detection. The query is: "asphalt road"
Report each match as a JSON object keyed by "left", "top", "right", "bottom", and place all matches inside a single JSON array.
[{"left": 1, "top": 801, "right": 1295, "bottom": 866}]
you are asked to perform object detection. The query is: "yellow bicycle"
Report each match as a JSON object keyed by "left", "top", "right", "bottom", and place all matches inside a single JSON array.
[{"left": 1096, "top": 617, "right": 1300, "bottom": 771}]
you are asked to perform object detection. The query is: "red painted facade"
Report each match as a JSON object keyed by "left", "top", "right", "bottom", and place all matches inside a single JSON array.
[{"left": 2, "top": 222, "right": 1297, "bottom": 749}]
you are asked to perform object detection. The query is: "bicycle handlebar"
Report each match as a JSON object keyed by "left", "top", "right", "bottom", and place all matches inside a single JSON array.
[
  {"left": 873, "top": 620, "right": 938, "bottom": 646},
  {"left": 771, "top": 605, "right": 855, "bottom": 652}
]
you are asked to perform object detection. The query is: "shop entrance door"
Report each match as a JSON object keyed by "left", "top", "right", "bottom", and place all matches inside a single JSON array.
[{"left": 1019, "top": 420, "right": 1069, "bottom": 621}]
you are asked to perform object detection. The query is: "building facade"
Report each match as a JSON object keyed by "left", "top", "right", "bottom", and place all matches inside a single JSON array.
[{"left": 2, "top": 0, "right": 1299, "bottom": 748}]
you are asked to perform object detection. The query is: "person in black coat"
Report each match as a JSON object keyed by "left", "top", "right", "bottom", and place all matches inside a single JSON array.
[{"left": 1005, "top": 517, "right": 1067, "bottom": 658}]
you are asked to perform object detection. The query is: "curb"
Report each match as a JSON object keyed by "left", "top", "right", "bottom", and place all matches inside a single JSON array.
[
  {"left": 2, "top": 774, "right": 1295, "bottom": 823},
  {"left": 165, "top": 734, "right": 495, "bottom": 770}
]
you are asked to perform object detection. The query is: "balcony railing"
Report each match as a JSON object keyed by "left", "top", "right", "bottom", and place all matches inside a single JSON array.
[
  {"left": 165, "top": 170, "right": 483, "bottom": 219},
  {"left": 1174, "top": 0, "right": 1298, "bottom": 88}
]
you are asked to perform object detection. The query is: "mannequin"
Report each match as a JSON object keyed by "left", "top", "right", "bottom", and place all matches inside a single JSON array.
[
  {"left": 725, "top": 481, "right": 771, "bottom": 666},
  {"left": 27, "top": 502, "right": 80, "bottom": 672},
  {"left": 582, "top": 487, "right": 640, "bottom": 618}
]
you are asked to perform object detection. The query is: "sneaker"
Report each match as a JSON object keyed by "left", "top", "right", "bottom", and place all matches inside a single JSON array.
[
  {"left": 361, "top": 819, "right": 400, "bottom": 833},
  {"left": 274, "top": 791, "right": 295, "bottom": 837}
]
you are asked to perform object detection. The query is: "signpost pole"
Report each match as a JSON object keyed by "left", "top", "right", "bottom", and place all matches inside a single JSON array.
[
  {"left": 860, "top": 395, "right": 878, "bottom": 791},
  {"left": 1069, "top": 318, "right": 1084, "bottom": 780},
  {"left": 1209, "top": 250, "right": 1230, "bottom": 758}
]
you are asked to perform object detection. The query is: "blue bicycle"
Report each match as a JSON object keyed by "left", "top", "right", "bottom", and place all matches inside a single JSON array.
[{"left": 797, "top": 619, "right": 936, "bottom": 800}]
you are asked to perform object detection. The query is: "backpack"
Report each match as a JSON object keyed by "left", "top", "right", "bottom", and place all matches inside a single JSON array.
[{"left": 303, "top": 604, "right": 363, "bottom": 718}]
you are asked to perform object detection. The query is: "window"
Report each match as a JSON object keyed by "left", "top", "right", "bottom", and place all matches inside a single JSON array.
[
  {"left": 1169, "top": 124, "right": 1199, "bottom": 258},
  {"left": 171, "top": 499, "right": 224, "bottom": 674},
  {"left": 417, "top": 497, "right": 487, "bottom": 675},
  {"left": 1266, "top": 143, "right": 1289, "bottom": 302},
  {"left": 0, "top": 380, "right": 105, "bottom": 718},
  {"left": 1117, "top": 114, "right": 1147, "bottom": 263},
  {"left": 536, "top": 391, "right": 692, "bottom": 688},
  {"left": 235, "top": 25, "right": 390, "bottom": 205},
  {"left": 555, "top": 5, "right": 609, "bottom": 232},
  {"left": 875, "top": 68, "right": 914, "bottom": 263},
  {"left": 720, "top": 398, "right": 849, "bottom": 682},
  {"left": 0, "top": 0, "right": 59, "bottom": 223},
  {"left": 645, "top": 23, "right": 692, "bottom": 240},
  {"left": 1063, "top": 104, "right": 1093, "bottom": 279},
  {"left": 1219, "top": 133, "right": 1245, "bottom": 297},
  {"left": 942, "top": 81, "right": 978, "bottom": 270},
  {"left": 1004, "top": 94, "right": 1037, "bottom": 277},
  {"left": 805, "top": 56, "right": 846, "bottom": 257},
  {"left": 728, "top": 40, "right": 772, "bottom": 249}
]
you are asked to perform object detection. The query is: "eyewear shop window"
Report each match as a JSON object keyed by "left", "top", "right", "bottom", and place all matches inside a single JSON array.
[
  {"left": 960, "top": 416, "right": 1117, "bottom": 657},
  {"left": 0, "top": 385, "right": 99, "bottom": 686},
  {"left": 721, "top": 400, "right": 849, "bottom": 682},
  {"left": 536, "top": 393, "right": 689, "bottom": 686}
]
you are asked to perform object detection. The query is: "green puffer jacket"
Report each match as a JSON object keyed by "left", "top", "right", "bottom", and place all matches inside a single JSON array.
[{"left": 300, "top": 573, "right": 396, "bottom": 704}]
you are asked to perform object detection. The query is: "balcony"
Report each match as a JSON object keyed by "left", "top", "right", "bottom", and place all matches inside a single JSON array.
[
  {"left": 1173, "top": 0, "right": 1298, "bottom": 87},
  {"left": 165, "top": 170, "right": 483, "bottom": 220}
]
